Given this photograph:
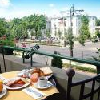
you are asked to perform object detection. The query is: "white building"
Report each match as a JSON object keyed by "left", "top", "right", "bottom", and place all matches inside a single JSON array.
[
  {"left": 47, "top": 15, "right": 97, "bottom": 38},
  {"left": 88, "top": 16, "right": 97, "bottom": 36}
]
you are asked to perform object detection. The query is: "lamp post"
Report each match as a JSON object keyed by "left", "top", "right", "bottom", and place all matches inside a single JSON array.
[
  {"left": 70, "top": 4, "right": 84, "bottom": 32},
  {"left": 70, "top": 5, "right": 74, "bottom": 29},
  {"left": 69, "top": 4, "right": 84, "bottom": 57},
  {"left": 54, "top": 24, "right": 57, "bottom": 38},
  {"left": 69, "top": 4, "right": 74, "bottom": 57}
]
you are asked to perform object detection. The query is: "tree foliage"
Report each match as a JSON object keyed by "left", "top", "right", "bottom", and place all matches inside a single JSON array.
[
  {"left": 95, "top": 30, "right": 100, "bottom": 39},
  {"left": 66, "top": 28, "right": 74, "bottom": 57},
  {"left": 58, "top": 30, "right": 62, "bottom": 39},
  {"left": 46, "top": 29, "right": 50, "bottom": 38},
  {"left": 26, "top": 15, "right": 46, "bottom": 38},
  {"left": 92, "top": 48, "right": 100, "bottom": 62},
  {"left": 0, "top": 14, "right": 46, "bottom": 40},
  {"left": 96, "top": 19, "right": 100, "bottom": 26},
  {"left": 78, "top": 15, "right": 90, "bottom": 46},
  {"left": 0, "top": 18, "right": 6, "bottom": 36}
]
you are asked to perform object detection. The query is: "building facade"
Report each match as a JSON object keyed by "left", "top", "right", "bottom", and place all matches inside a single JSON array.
[{"left": 46, "top": 15, "right": 97, "bottom": 38}]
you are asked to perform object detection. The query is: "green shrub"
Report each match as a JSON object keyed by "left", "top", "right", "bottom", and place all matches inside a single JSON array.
[
  {"left": 0, "top": 39, "right": 14, "bottom": 47},
  {"left": 51, "top": 51, "right": 62, "bottom": 68}
]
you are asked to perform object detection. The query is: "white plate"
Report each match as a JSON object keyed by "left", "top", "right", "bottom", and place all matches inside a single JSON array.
[
  {"left": 3, "top": 78, "right": 30, "bottom": 90},
  {"left": 36, "top": 81, "right": 53, "bottom": 89},
  {"left": 0, "top": 85, "right": 7, "bottom": 98}
]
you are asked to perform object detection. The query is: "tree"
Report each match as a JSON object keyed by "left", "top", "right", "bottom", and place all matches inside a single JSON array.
[
  {"left": 0, "top": 18, "right": 6, "bottom": 37},
  {"left": 78, "top": 29, "right": 86, "bottom": 46},
  {"left": 27, "top": 15, "right": 46, "bottom": 38},
  {"left": 8, "top": 18, "right": 27, "bottom": 39},
  {"left": 78, "top": 15, "right": 90, "bottom": 45},
  {"left": 95, "top": 30, "right": 100, "bottom": 39},
  {"left": 37, "top": 30, "right": 42, "bottom": 37},
  {"left": 66, "top": 28, "right": 74, "bottom": 57},
  {"left": 0, "top": 14, "right": 46, "bottom": 41},
  {"left": 96, "top": 19, "right": 100, "bottom": 26},
  {"left": 54, "top": 31, "right": 57, "bottom": 38},
  {"left": 6, "top": 14, "right": 46, "bottom": 40},
  {"left": 30, "top": 29, "right": 35, "bottom": 36},
  {"left": 46, "top": 29, "right": 50, "bottom": 38},
  {"left": 58, "top": 30, "right": 62, "bottom": 40}
]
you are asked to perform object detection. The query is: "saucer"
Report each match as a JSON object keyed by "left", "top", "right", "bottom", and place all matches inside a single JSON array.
[{"left": 36, "top": 81, "right": 53, "bottom": 89}]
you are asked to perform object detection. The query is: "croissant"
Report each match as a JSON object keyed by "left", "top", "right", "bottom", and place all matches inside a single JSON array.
[{"left": 39, "top": 70, "right": 44, "bottom": 77}]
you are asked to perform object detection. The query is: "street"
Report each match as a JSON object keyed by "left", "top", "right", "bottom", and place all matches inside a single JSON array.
[
  {"left": 37, "top": 41, "right": 99, "bottom": 59},
  {"left": 17, "top": 41, "right": 99, "bottom": 59},
  {"left": 14, "top": 41, "right": 100, "bottom": 70}
]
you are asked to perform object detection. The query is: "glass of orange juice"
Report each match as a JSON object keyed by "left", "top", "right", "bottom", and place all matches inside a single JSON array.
[
  {"left": 0, "top": 79, "right": 3, "bottom": 93},
  {"left": 30, "top": 73, "right": 39, "bottom": 86}
]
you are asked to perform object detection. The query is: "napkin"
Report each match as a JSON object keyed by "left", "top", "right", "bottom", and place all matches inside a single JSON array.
[{"left": 22, "top": 87, "right": 45, "bottom": 99}]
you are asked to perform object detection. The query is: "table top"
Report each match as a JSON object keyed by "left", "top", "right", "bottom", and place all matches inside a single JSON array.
[{"left": 1, "top": 71, "right": 58, "bottom": 100}]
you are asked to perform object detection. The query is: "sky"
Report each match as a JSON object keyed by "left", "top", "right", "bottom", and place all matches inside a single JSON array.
[{"left": 0, "top": 0, "right": 100, "bottom": 19}]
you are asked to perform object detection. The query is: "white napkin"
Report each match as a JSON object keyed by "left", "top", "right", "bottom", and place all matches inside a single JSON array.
[{"left": 22, "top": 87, "right": 45, "bottom": 99}]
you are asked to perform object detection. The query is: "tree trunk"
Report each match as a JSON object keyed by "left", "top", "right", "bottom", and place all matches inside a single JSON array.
[{"left": 70, "top": 49, "right": 73, "bottom": 57}]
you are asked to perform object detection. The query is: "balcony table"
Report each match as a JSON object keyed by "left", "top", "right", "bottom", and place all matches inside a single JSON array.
[{"left": 1, "top": 71, "right": 58, "bottom": 100}]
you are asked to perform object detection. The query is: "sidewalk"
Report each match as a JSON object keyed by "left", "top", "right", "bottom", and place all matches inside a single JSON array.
[{"left": 62, "top": 59, "right": 96, "bottom": 69}]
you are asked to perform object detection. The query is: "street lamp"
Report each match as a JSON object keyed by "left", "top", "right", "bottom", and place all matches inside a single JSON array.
[
  {"left": 69, "top": 4, "right": 84, "bottom": 57},
  {"left": 54, "top": 24, "right": 57, "bottom": 38},
  {"left": 68, "top": 4, "right": 84, "bottom": 66},
  {"left": 69, "top": 5, "right": 75, "bottom": 57},
  {"left": 70, "top": 4, "right": 84, "bottom": 30}
]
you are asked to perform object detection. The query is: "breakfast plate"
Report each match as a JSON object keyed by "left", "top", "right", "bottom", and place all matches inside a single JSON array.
[
  {"left": 3, "top": 77, "right": 30, "bottom": 90},
  {"left": 0, "top": 85, "right": 7, "bottom": 98},
  {"left": 35, "top": 81, "right": 53, "bottom": 89}
]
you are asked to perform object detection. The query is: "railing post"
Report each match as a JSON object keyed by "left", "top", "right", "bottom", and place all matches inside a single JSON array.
[
  {"left": 22, "top": 51, "right": 25, "bottom": 63},
  {"left": 0, "top": 64, "right": 2, "bottom": 73},
  {"left": 30, "top": 55, "right": 33, "bottom": 67},
  {"left": 96, "top": 65, "right": 100, "bottom": 74},
  {"left": 1, "top": 47, "right": 6, "bottom": 72},
  {"left": 95, "top": 65, "right": 100, "bottom": 82},
  {"left": 66, "top": 68, "right": 75, "bottom": 100}
]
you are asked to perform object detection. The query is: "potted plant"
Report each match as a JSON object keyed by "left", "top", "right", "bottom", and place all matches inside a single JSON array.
[{"left": 51, "top": 51, "right": 62, "bottom": 68}]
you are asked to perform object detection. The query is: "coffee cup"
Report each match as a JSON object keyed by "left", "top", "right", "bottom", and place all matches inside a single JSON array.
[{"left": 38, "top": 76, "right": 47, "bottom": 87}]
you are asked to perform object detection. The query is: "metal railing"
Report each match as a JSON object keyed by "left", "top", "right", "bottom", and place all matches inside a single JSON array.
[{"left": 1, "top": 45, "right": 100, "bottom": 74}]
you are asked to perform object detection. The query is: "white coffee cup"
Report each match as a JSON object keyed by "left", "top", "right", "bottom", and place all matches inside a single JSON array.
[{"left": 38, "top": 76, "right": 47, "bottom": 87}]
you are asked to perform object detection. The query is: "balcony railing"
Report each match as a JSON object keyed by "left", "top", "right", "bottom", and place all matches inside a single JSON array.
[{"left": 1, "top": 45, "right": 100, "bottom": 74}]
